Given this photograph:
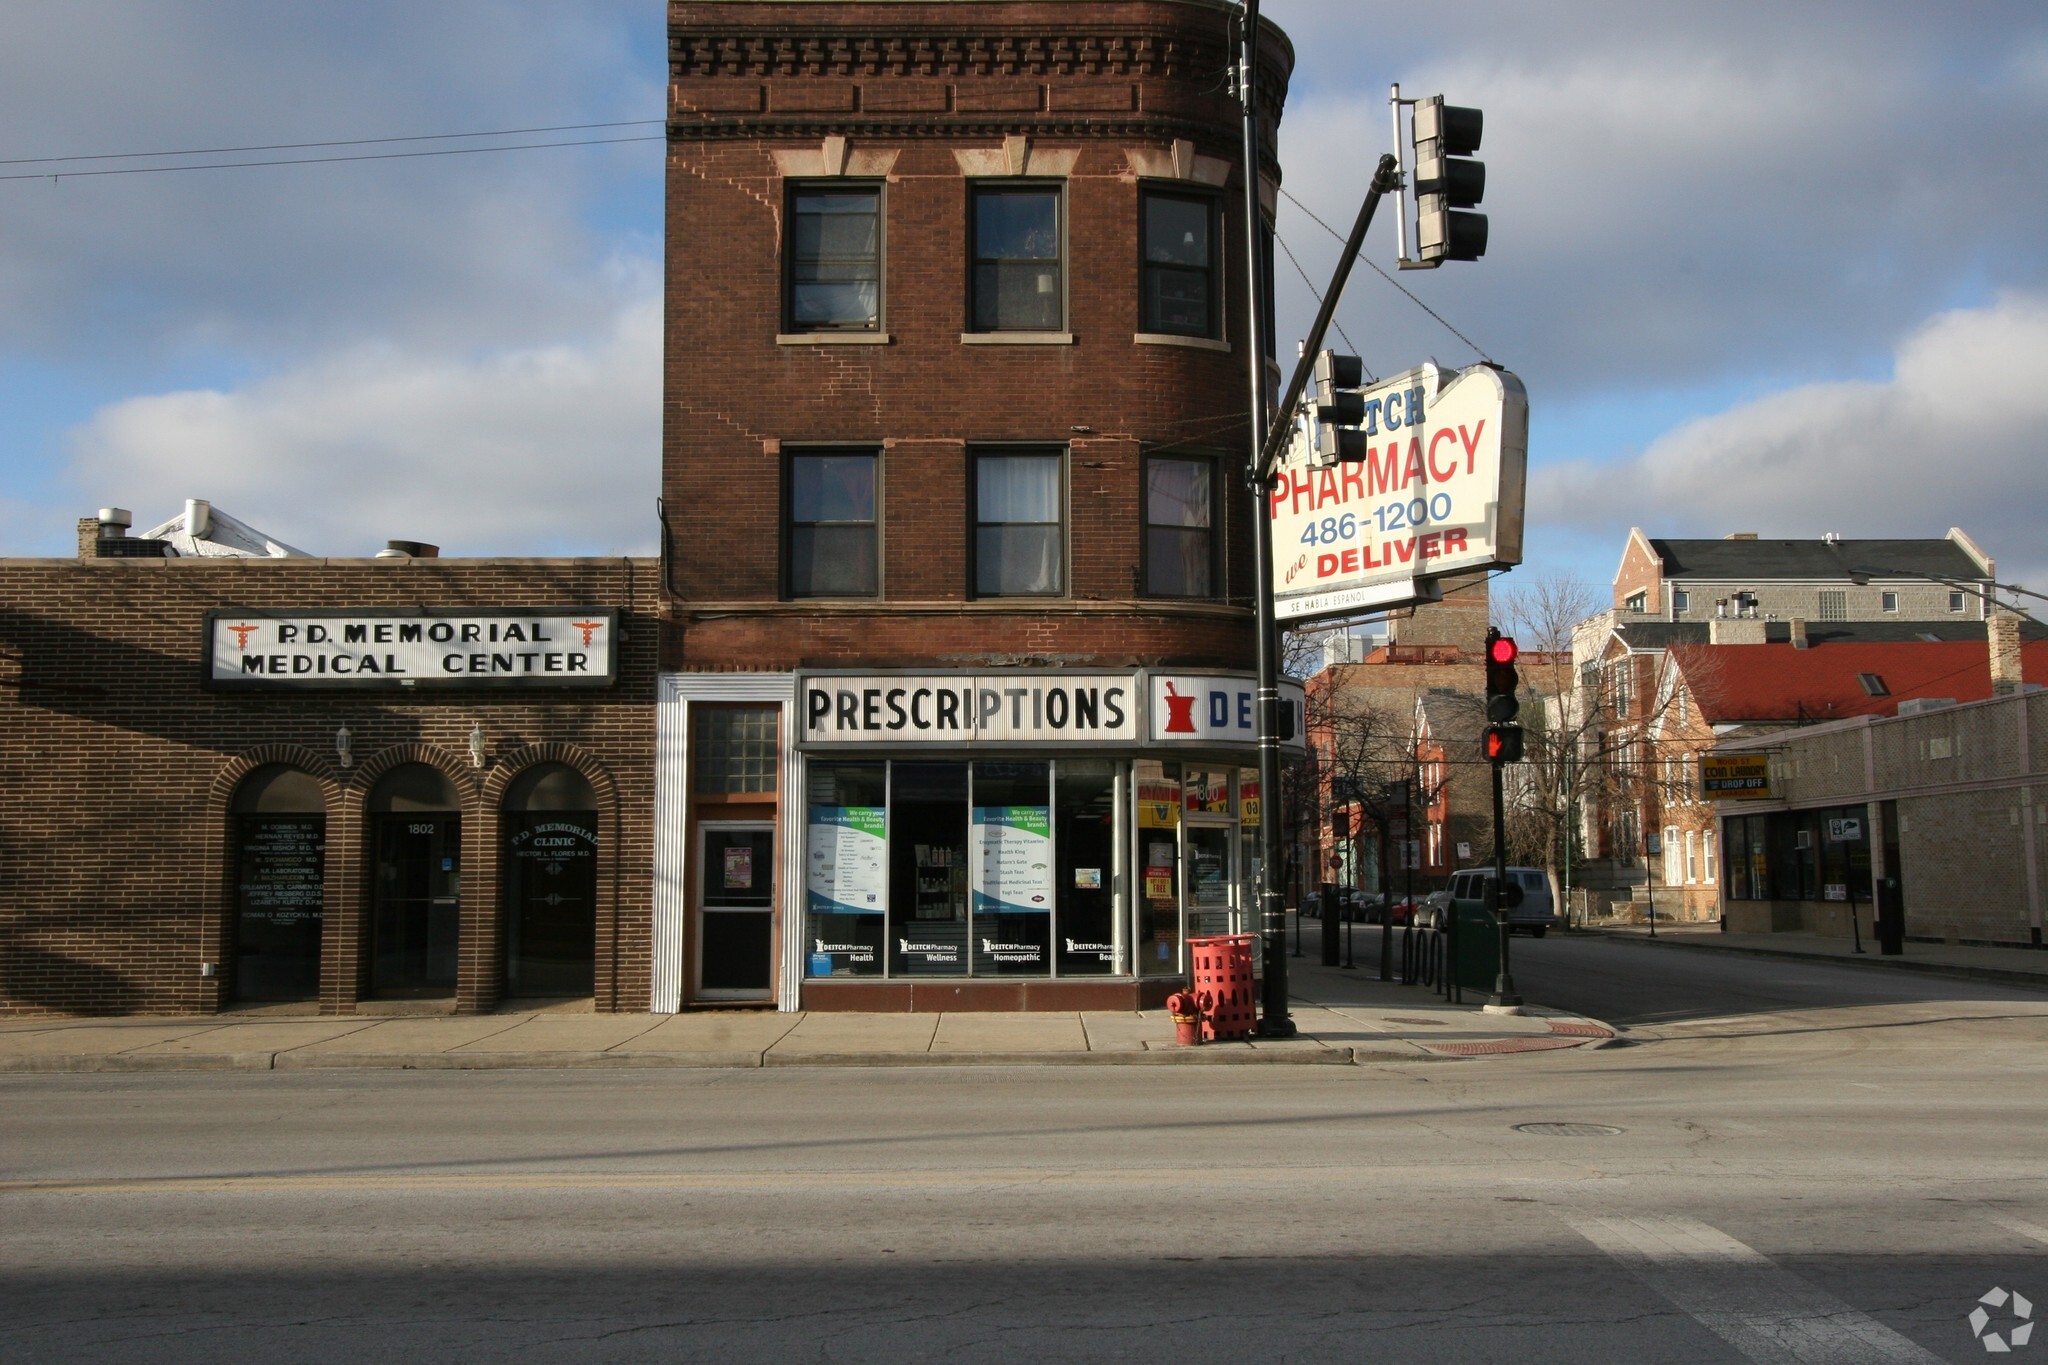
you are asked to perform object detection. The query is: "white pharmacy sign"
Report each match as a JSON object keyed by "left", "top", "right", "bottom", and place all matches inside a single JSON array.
[
  {"left": 1269, "top": 362, "right": 1528, "bottom": 623},
  {"left": 206, "top": 610, "right": 617, "bottom": 688}
]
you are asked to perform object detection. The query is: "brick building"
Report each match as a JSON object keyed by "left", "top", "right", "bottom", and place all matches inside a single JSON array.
[
  {"left": 653, "top": 0, "right": 1298, "bottom": 1010},
  {"left": 0, "top": 0, "right": 1303, "bottom": 1018},
  {"left": 0, "top": 514, "right": 657, "bottom": 1016}
]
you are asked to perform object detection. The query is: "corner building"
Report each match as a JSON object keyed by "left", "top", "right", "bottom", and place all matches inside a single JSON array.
[{"left": 658, "top": 0, "right": 1298, "bottom": 1010}]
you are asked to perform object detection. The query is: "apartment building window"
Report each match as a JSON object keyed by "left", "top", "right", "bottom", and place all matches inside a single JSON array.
[
  {"left": 1881, "top": 591, "right": 1899, "bottom": 613},
  {"left": 1685, "top": 831, "right": 1699, "bottom": 883},
  {"left": 973, "top": 448, "right": 1065, "bottom": 596},
  {"left": 786, "top": 185, "right": 882, "bottom": 333},
  {"left": 786, "top": 450, "right": 878, "bottom": 597},
  {"left": 1139, "top": 189, "right": 1219, "bottom": 338},
  {"left": 1703, "top": 829, "right": 1718, "bottom": 884},
  {"left": 1818, "top": 589, "right": 1847, "bottom": 621},
  {"left": 1949, "top": 591, "right": 1967, "bottom": 612},
  {"left": 1143, "top": 454, "right": 1217, "bottom": 597},
  {"left": 970, "top": 185, "right": 1063, "bottom": 331},
  {"left": 1625, "top": 591, "right": 1647, "bottom": 612}
]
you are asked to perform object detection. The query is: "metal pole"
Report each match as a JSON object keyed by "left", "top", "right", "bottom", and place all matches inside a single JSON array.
[
  {"left": 1384, "top": 781, "right": 1405, "bottom": 981},
  {"left": 1239, "top": 0, "right": 1293, "bottom": 1037},
  {"left": 1488, "top": 758, "right": 1521, "bottom": 1008}
]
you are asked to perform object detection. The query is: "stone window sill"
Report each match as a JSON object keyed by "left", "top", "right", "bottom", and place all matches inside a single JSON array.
[
  {"left": 1134, "top": 332, "right": 1230, "bottom": 353},
  {"left": 776, "top": 332, "right": 891, "bottom": 345},
  {"left": 960, "top": 332, "right": 1076, "bottom": 346}
]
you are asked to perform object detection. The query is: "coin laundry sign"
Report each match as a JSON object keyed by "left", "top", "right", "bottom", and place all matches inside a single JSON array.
[
  {"left": 1269, "top": 361, "right": 1528, "bottom": 622},
  {"left": 206, "top": 610, "right": 618, "bottom": 689}
]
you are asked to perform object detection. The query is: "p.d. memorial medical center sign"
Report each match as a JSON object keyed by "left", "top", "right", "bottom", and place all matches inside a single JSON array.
[{"left": 205, "top": 611, "right": 618, "bottom": 689}]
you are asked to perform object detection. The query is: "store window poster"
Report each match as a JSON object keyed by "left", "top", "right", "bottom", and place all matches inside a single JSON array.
[
  {"left": 807, "top": 806, "right": 887, "bottom": 915},
  {"left": 970, "top": 805, "right": 1054, "bottom": 913}
]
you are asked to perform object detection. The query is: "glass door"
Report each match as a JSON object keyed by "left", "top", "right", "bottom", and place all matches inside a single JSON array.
[
  {"left": 698, "top": 822, "right": 774, "bottom": 1000},
  {"left": 371, "top": 815, "right": 460, "bottom": 996},
  {"left": 1184, "top": 821, "right": 1237, "bottom": 941}
]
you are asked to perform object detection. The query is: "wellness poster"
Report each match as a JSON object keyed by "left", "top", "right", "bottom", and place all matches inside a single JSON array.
[
  {"left": 807, "top": 806, "right": 887, "bottom": 915},
  {"left": 970, "top": 805, "right": 1054, "bottom": 914}
]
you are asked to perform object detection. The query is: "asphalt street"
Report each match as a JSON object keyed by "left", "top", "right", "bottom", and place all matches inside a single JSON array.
[{"left": 4, "top": 934, "right": 2046, "bottom": 1363}]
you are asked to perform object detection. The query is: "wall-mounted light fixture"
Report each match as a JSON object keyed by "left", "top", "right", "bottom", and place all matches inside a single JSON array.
[
  {"left": 336, "top": 724, "right": 353, "bottom": 768},
  {"left": 468, "top": 723, "right": 487, "bottom": 769}
]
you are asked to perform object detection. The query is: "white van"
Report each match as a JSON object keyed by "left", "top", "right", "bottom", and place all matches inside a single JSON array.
[{"left": 1446, "top": 866, "right": 1557, "bottom": 937}]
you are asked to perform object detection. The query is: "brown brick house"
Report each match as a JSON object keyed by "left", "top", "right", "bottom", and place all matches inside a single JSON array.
[
  {"left": 655, "top": 0, "right": 1299, "bottom": 1010},
  {"left": 0, "top": 530, "right": 657, "bottom": 1017}
]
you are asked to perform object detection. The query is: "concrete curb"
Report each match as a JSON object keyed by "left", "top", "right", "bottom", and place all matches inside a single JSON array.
[
  {"left": 1579, "top": 928, "right": 2048, "bottom": 991},
  {"left": 0, "top": 1046, "right": 1362, "bottom": 1073}
]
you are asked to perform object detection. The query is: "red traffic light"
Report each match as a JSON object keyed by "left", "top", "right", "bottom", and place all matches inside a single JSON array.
[
  {"left": 1488, "top": 634, "right": 1518, "bottom": 665},
  {"left": 1483, "top": 723, "right": 1523, "bottom": 763}
]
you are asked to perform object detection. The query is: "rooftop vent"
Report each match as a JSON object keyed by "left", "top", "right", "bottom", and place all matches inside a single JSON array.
[
  {"left": 375, "top": 540, "right": 440, "bottom": 559},
  {"left": 1895, "top": 697, "right": 1956, "bottom": 717}
]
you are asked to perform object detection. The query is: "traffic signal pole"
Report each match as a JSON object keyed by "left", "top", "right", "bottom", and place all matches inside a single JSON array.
[{"left": 1489, "top": 757, "right": 1521, "bottom": 1009}]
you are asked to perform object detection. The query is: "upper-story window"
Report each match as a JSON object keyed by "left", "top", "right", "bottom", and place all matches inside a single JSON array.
[
  {"left": 970, "top": 185, "right": 1063, "bottom": 332},
  {"left": 786, "top": 450, "right": 878, "bottom": 597},
  {"left": 1140, "top": 189, "right": 1219, "bottom": 338},
  {"left": 1144, "top": 454, "right": 1217, "bottom": 597},
  {"left": 1625, "top": 591, "right": 1647, "bottom": 613},
  {"left": 786, "top": 185, "right": 882, "bottom": 333},
  {"left": 1671, "top": 589, "right": 1690, "bottom": 614},
  {"left": 1949, "top": 590, "right": 1967, "bottom": 612},
  {"left": 1881, "top": 591, "right": 1899, "bottom": 613},
  {"left": 1818, "top": 589, "right": 1847, "bottom": 621},
  {"left": 973, "top": 447, "right": 1064, "bottom": 596}
]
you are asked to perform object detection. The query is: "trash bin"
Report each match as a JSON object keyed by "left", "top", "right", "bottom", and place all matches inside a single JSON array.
[
  {"left": 1448, "top": 897, "right": 1501, "bottom": 993},
  {"left": 1188, "top": 933, "right": 1257, "bottom": 1041}
]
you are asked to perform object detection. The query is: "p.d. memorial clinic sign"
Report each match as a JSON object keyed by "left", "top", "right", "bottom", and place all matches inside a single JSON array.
[{"left": 205, "top": 610, "right": 618, "bottom": 689}]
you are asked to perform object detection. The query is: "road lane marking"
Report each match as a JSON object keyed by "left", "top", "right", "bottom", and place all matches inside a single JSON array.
[
  {"left": 1559, "top": 1211, "right": 1942, "bottom": 1364},
  {"left": 1986, "top": 1210, "right": 2048, "bottom": 1244}
]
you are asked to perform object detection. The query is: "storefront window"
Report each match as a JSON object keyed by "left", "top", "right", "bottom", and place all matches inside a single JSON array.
[
  {"left": 890, "top": 762, "right": 969, "bottom": 975},
  {"left": 230, "top": 765, "right": 326, "bottom": 1002},
  {"left": 1135, "top": 760, "right": 1183, "bottom": 975},
  {"left": 1055, "top": 761, "right": 1120, "bottom": 975},
  {"left": 502, "top": 764, "right": 597, "bottom": 998},
  {"left": 971, "top": 762, "right": 1054, "bottom": 974},
  {"left": 804, "top": 762, "right": 887, "bottom": 976}
]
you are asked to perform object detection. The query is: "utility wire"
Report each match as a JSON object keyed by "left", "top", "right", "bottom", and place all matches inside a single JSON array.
[
  {"left": 1273, "top": 228, "right": 1371, "bottom": 383},
  {"left": 0, "top": 119, "right": 664, "bottom": 167},
  {"left": 0, "top": 134, "right": 663, "bottom": 182},
  {"left": 1278, "top": 183, "right": 1493, "bottom": 365}
]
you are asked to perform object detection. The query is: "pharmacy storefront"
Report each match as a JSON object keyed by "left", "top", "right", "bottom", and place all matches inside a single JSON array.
[{"left": 651, "top": 669, "right": 1302, "bottom": 1012}]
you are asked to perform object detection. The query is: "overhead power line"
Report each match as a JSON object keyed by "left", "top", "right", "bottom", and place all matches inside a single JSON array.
[
  {"left": 0, "top": 121, "right": 664, "bottom": 183},
  {"left": 1278, "top": 184, "right": 1494, "bottom": 365}
]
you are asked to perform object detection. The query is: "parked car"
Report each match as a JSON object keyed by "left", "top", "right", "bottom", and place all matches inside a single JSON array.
[
  {"left": 1413, "top": 888, "right": 1453, "bottom": 930},
  {"left": 1445, "top": 866, "right": 1558, "bottom": 936}
]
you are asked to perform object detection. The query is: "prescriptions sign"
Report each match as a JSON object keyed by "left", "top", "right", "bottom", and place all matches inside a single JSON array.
[{"left": 1268, "top": 362, "right": 1527, "bottom": 622}]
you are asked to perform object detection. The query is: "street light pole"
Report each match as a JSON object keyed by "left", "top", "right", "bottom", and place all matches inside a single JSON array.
[{"left": 1238, "top": 0, "right": 1293, "bottom": 1037}]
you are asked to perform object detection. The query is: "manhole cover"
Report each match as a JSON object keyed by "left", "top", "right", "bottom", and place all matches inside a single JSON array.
[
  {"left": 1513, "top": 1122, "right": 1624, "bottom": 1137},
  {"left": 1386, "top": 1016, "right": 1449, "bottom": 1027}
]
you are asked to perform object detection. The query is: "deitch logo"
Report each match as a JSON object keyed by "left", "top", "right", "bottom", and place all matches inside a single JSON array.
[{"left": 1971, "top": 1286, "right": 2034, "bottom": 1353}]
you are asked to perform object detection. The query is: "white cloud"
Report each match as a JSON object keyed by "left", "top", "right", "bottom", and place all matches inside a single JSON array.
[
  {"left": 69, "top": 292, "right": 660, "bottom": 558},
  {"left": 1531, "top": 291, "right": 2048, "bottom": 584}
]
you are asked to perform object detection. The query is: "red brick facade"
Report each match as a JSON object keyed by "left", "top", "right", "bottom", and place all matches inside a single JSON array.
[{"left": 0, "top": 557, "right": 657, "bottom": 1016}]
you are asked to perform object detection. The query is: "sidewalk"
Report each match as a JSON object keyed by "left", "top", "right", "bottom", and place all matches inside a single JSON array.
[
  {"left": 1580, "top": 919, "right": 2048, "bottom": 989},
  {"left": 0, "top": 929, "right": 1614, "bottom": 1074}
]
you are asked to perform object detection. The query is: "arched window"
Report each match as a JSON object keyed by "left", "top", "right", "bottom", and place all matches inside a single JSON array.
[
  {"left": 502, "top": 764, "right": 599, "bottom": 997},
  {"left": 367, "top": 764, "right": 461, "bottom": 997},
  {"left": 230, "top": 766, "right": 326, "bottom": 1001}
]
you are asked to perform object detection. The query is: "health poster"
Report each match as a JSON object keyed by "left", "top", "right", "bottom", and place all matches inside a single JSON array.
[
  {"left": 806, "top": 806, "right": 887, "bottom": 915},
  {"left": 970, "top": 805, "right": 1054, "bottom": 914}
]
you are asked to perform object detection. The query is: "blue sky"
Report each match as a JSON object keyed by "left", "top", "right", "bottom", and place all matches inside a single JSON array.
[{"left": 4, "top": 1, "right": 2047, "bottom": 597}]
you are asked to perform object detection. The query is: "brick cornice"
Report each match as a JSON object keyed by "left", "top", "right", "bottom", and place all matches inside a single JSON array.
[{"left": 671, "top": 27, "right": 1219, "bottom": 81}]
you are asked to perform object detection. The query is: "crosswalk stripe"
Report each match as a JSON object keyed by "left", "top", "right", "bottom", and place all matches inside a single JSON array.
[
  {"left": 1985, "top": 1210, "right": 2048, "bottom": 1245},
  {"left": 1559, "top": 1211, "right": 1944, "bottom": 1365}
]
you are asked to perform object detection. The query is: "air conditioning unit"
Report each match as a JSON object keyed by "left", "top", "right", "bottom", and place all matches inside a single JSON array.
[{"left": 1895, "top": 697, "right": 1957, "bottom": 717}]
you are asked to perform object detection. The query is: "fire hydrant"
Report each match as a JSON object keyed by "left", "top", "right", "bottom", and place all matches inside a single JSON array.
[{"left": 1166, "top": 990, "right": 1205, "bottom": 1046}]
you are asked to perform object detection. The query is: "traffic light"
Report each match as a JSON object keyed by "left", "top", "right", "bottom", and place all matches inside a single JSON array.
[
  {"left": 1484, "top": 628, "right": 1520, "bottom": 722},
  {"left": 1312, "top": 349, "right": 1367, "bottom": 466},
  {"left": 1483, "top": 724, "right": 1523, "bottom": 763},
  {"left": 1413, "top": 96, "right": 1486, "bottom": 265},
  {"left": 1332, "top": 807, "right": 1351, "bottom": 838},
  {"left": 1483, "top": 627, "right": 1522, "bottom": 763}
]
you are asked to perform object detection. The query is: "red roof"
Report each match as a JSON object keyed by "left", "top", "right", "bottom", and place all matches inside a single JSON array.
[{"left": 1669, "top": 639, "right": 2048, "bottom": 723}]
